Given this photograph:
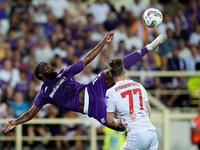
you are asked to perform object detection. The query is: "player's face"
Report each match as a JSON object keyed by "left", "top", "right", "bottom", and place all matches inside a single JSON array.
[{"left": 40, "top": 62, "right": 58, "bottom": 80}]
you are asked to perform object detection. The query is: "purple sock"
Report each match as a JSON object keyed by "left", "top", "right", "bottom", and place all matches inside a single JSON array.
[{"left": 122, "top": 47, "right": 148, "bottom": 69}]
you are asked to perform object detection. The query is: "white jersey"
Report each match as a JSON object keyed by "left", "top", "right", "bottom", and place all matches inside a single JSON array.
[{"left": 106, "top": 80, "right": 156, "bottom": 133}]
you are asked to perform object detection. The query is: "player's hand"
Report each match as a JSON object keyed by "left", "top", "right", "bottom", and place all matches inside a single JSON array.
[
  {"left": 115, "top": 119, "right": 125, "bottom": 129},
  {"left": 104, "top": 31, "right": 114, "bottom": 43},
  {"left": 2, "top": 120, "right": 16, "bottom": 133}
]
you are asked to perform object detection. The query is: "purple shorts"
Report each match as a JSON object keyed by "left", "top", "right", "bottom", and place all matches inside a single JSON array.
[{"left": 86, "top": 72, "right": 110, "bottom": 126}]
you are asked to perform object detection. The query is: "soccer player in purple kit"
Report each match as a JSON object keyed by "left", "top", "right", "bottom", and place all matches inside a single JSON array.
[{"left": 2, "top": 31, "right": 165, "bottom": 133}]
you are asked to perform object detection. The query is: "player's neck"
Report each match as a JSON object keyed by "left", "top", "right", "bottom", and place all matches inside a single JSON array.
[{"left": 114, "top": 75, "right": 126, "bottom": 83}]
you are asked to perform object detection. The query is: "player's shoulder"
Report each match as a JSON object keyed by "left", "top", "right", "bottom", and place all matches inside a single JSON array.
[{"left": 126, "top": 79, "right": 142, "bottom": 86}]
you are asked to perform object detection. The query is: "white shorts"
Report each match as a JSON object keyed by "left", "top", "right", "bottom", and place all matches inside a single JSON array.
[{"left": 120, "top": 129, "right": 158, "bottom": 150}]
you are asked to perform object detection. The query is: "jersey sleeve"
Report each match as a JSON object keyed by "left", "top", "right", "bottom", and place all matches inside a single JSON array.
[
  {"left": 33, "top": 92, "right": 48, "bottom": 108},
  {"left": 106, "top": 90, "right": 116, "bottom": 113},
  {"left": 59, "top": 61, "right": 84, "bottom": 76},
  {"left": 139, "top": 83, "right": 149, "bottom": 102}
]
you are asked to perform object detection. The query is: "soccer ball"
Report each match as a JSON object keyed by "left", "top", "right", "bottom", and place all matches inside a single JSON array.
[{"left": 142, "top": 8, "right": 163, "bottom": 28}]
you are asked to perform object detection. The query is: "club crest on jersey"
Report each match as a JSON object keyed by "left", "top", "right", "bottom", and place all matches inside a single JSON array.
[
  {"left": 101, "top": 118, "right": 105, "bottom": 123},
  {"left": 129, "top": 113, "right": 137, "bottom": 121}
]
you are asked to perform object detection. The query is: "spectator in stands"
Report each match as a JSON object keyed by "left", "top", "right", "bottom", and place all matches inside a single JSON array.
[
  {"left": 63, "top": 45, "right": 76, "bottom": 66},
  {"left": 91, "top": 24, "right": 107, "bottom": 43},
  {"left": 10, "top": 0, "right": 32, "bottom": 29},
  {"left": 113, "top": 22, "right": 127, "bottom": 52},
  {"left": 0, "top": 0, "right": 11, "bottom": 36},
  {"left": 159, "top": 28, "right": 178, "bottom": 57},
  {"left": 174, "top": 8, "right": 191, "bottom": 40},
  {"left": 185, "top": 46, "right": 200, "bottom": 72},
  {"left": 166, "top": 47, "right": 186, "bottom": 107},
  {"left": 67, "top": 0, "right": 87, "bottom": 24},
  {"left": 136, "top": 54, "right": 160, "bottom": 93},
  {"left": 164, "top": 0, "right": 185, "bottom": 17},
  {"left": 0, "top": 43, "right": 12, "bottom": 62},
  {"left": 185, "top": 0, "right": 200, "bottom": 26},
  {"left": 22, "top": 45, "right": 36, "bottom": 65},
  {"left": 177, "top": 38, "right": 192, "bottom": 62},
  {"left": 189, "top": 22, "right": 200, "bottom": 46},
  {"left": 72, "top": 21, "right": 85, "bottom": 40},
  {"left": 5, "top": 29, "right": 17, "bottom": 51},
  {"left": 35, "top": 38, "right": 54, "bottom": 64},
  {"left": 130, "top": 0, "right": 147, "bottom": 19},
  {"left": 103, "top": 12, "right": 118, "bottom": 31},
  {"left": 83, "top": 14, "right": 96, "bottom": 32},
  {"left": 16, "top": 21, "right": 28, "bottom": 38},
  {"left": 84, "top": 30, "right": 96, "bottom": 50},
  {"left": 87, "top": 0, "right": 110, "bottom": 24},
  {"left": 15, "top": 37, "right": 28, "bottom": 59},
  {"left": 0, "top": 96, "right": 8, "bottom": 120},
  {"left": 125, "top": 27, "right": 143, "bottom": 50},
  {"left": 24, "top": 32, "right": 37, "bottom": 51},
  {"left": 0, "top": 59, "right": 20, "bottom": 88},
  {"left": 2, "top": 84, "right": 14, "bottom": 105},
  {"left": 13, "top": 50, "right": 28, "bottom": 71},
  {"left": 49, "top": 33, "right": 59, "bottom": 49},
  {"left": 31, "top": 25, "right": 44, "bottom": 43},
  {"left": 148, "top": 0, "right": 163, "bottom": 12},
  {"left": 10, "top": 91, "right": 29, "bottom": 118},
  {"left": 61, "top": 111, "right": 83, "bottom": 150},
  {"left": 78, "top": 66, "right": 97, "bottom": 84},
  {"left": 42, "top": 12, "right": 57, "bottom": 40},
  {"left": 44, "top": 105, "right": 62, "bottom": 149},
  {"left": 51, "top": 55, "right": 66, "bottom": 72},
  {"left": 157, "top": 13, "right": 175, "bottom": 36},
  {"left": 53, "top": 39, "right": 68, "bottom": 59},
  {"left": 116, "top": 6, "right": 128, "bottom": 25},
  {"left": 74, "top": 38, "right": 85, "bottom": 58},
  {"left": 115, "top": 40, "right": 130, "bottom": 58},
  {"left": 15, "top": 70, "right": 29, "bottom": 95},
  {"left": 46, "top": 0, "right": 68, "bottom": 20},
  {"left": 29, "top": 0, "right": 48, "bottom": 25},
  {"left": 25, "top": 81, "right": 37, "bottom": 105},
  {"left": 174, "top": 22, "right": 185, "bottom": 40}
]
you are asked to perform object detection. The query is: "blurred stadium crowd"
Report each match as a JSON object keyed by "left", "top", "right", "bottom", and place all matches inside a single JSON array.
[{"left": 0, "top": 0, "right": 200, "bottom": 149}]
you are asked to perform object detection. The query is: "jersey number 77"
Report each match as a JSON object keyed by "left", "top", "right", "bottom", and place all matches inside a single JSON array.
[{"left": 120, "top": 88, "right": 144, "bottom": 114}]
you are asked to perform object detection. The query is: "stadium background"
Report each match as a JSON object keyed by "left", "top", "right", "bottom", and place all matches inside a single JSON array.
[{"left": 0, "top": 0, "right": 199, "bottom": 150}]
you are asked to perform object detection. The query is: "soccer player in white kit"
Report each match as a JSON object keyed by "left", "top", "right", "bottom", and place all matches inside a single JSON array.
[{"left": 106, "top": 58, "right": 158, "bottom": 150}]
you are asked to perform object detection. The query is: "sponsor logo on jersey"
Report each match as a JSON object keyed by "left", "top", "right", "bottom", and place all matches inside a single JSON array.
[{"left": 49, "top": 77, "right": 66, "bottom": 98}]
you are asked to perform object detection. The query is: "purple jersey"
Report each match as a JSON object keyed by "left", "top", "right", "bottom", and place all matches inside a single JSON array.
[
  {"left": 34, "top": 61, "right": 86, "bottom": 112},
  {"left": 33, "top": 47, "right": 149, "bottom": 126},
  {"left": 86, "top": 72, "right": 110, "bottom": 126}
]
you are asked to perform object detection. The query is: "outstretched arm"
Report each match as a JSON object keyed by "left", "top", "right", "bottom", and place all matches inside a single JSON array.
[
  {"left": 82, "top": 31, "right": 114, "bottom": 67},
  {"left": 2, "top": 105, "right": 41, "bottom": 133},
  {"left": 107, "top": 112, "right": 126, "bottom": 132}
]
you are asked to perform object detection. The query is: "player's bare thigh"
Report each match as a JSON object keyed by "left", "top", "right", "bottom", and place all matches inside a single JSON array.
[{"left": 79, "top": 87, "right": 85, "bottom": 112}]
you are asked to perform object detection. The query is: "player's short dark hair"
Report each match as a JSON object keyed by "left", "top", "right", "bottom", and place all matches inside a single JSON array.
[
  {"left": 108, "top": 57, "right": 124, "bottom": 77},
  {"left": 34, "top": 62, "right": 44, "bottom": 80}
]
